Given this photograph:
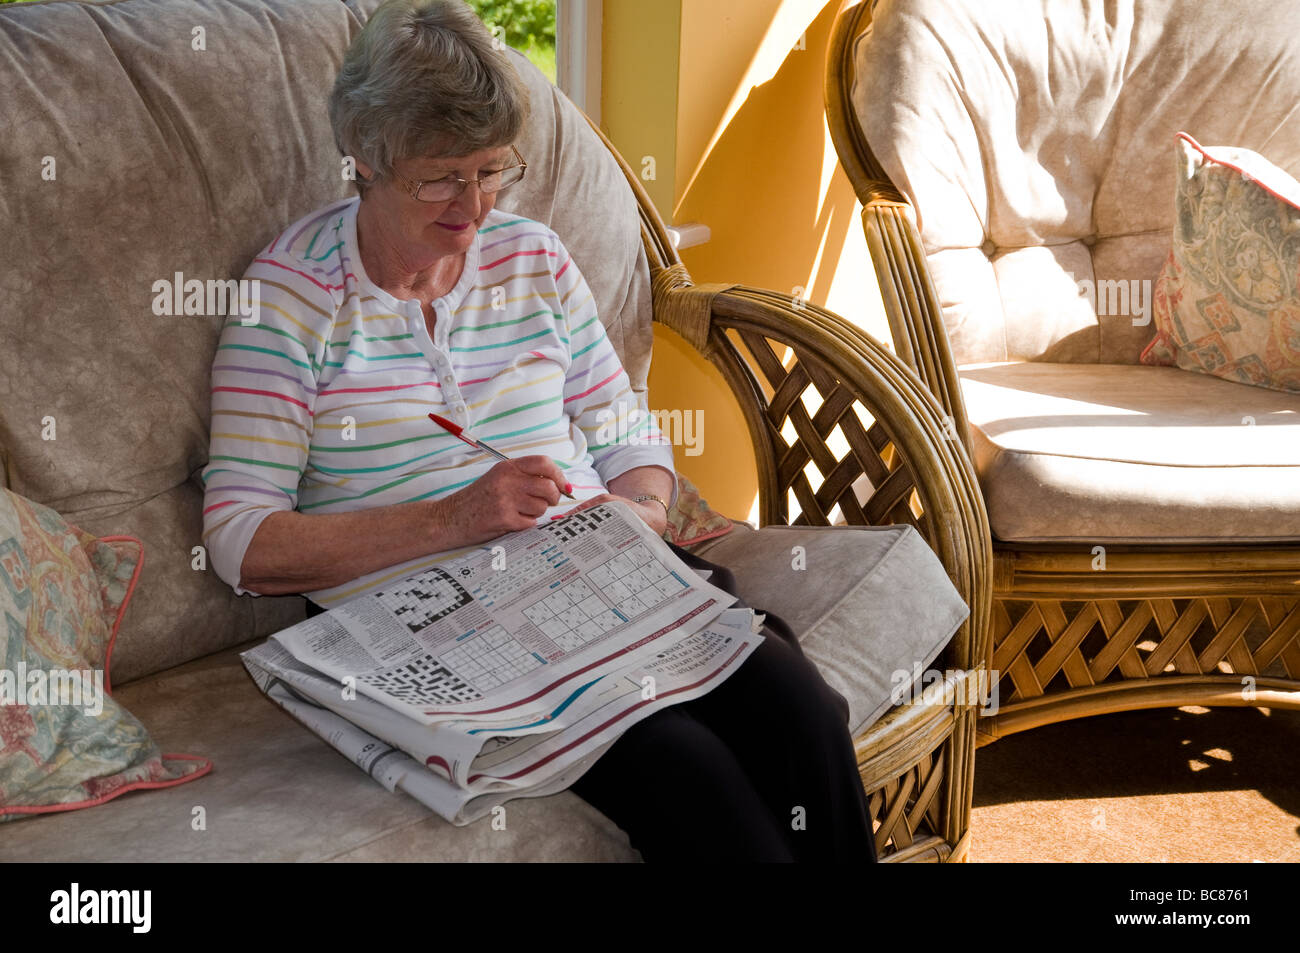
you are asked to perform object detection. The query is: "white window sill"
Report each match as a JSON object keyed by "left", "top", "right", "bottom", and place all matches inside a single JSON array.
[{"left": 666, "top": 222, "right": 711, "bottom": 251}]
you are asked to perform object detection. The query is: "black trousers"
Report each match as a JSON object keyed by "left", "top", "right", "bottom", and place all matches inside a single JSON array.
[
  {"left": 304, "top": 545, "right": 878, "bottom": 863},
  {"left": 568, "top": 544, "right": 878, "bottom": 863}
]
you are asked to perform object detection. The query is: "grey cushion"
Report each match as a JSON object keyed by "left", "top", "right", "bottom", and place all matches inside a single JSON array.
[{"left": 691, "top": 521, "right": 970, "bottom": 734}]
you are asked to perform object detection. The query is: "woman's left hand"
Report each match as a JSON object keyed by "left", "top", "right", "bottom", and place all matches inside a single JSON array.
[{"left": 562, "top": 492, "right": 669, "bottom": 537}]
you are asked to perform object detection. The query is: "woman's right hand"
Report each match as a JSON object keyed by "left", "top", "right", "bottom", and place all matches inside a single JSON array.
[{"left": 442, "top": 456, "right": 571, "bottom": 544}]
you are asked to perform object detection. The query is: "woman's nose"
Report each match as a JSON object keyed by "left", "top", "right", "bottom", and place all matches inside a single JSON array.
[{"left": 451, "top": 180, "right": 484, "bottom": 218}]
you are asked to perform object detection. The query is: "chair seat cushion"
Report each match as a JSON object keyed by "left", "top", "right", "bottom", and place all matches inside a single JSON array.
[
  {"left": 961, "top": 362, "right": 1300, "bottom": 542},
  {"left": 690, "top": 522, "right": 970, "bottom": 734}
]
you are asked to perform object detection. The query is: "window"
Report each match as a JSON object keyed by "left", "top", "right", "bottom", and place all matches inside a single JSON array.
[
  {"left": 465, "top": 0, "right": 558, "bottom": 82},
  {"left": 467, "top": 0, "right": 600, "bottom": 123}
]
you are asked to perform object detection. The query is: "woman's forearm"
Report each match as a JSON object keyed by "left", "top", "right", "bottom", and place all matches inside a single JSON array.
[
  {"left": 238, "top": 465, "right": 673, "bottom": 596},
  {"left": 238, "top": 499, "right": 455, "bottom": 595},
  {"left": 606, "top": 465, "right": 676, "bottom": 503}
]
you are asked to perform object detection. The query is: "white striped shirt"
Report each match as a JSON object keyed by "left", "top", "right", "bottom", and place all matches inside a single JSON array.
[{"left": 201, "top": 197, "right": 675, "bottom": 607}]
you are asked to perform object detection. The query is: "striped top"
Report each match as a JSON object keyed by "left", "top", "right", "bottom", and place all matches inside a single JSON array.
[{"left": 201, "top": 197, "right": 675, "bottom": 608}]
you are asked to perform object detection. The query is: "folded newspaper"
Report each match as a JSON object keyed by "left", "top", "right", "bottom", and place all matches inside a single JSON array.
[{"left": 241, "top": 501, "right": 765, "bottom": 825}]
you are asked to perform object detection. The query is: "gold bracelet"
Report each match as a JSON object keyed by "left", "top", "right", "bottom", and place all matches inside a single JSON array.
[{"left": 632, "top": 494, "right": 670, "bottom": 519}]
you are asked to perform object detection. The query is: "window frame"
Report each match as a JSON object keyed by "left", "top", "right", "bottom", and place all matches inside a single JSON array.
[{"left": 556, "top": 0, "right": 602, "bottom": 124}]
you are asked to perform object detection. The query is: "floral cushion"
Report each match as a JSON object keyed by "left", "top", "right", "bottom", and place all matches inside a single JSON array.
[
  {"left": 0, "top": 489, "right": 209, "bottom": 821},
  {"left": 1141, "top": 132, "right": 1300, "bottom": 393},
  {"left": 664, "top": 474, "right": 735, "bottom": 548}
]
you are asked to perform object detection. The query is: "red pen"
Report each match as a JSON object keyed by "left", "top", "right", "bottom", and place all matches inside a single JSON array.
[{"left": 428, "top": 412, "right": 575, "bottom": 500}]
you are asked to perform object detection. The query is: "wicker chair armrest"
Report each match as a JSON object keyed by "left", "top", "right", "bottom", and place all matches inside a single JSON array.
[{"left": 650, "top": 264, "right": 992, "bottom": 677}]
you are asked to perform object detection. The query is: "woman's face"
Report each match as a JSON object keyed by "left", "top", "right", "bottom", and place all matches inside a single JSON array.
[{"left": 359, "top": 143, "right": 513, "bottom": 263}]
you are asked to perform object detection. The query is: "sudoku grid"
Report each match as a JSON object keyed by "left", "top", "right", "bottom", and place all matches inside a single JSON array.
[
  {"left": 441, "top": 624, "right": 543, "bottom": 690},
  {"left": 521, "top": 541, "right": 686, "bottom": 652}
]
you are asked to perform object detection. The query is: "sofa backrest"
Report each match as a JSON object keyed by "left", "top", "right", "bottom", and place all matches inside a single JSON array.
[
  {"left": 851, "top": 0, "right": 1300, "bottom": 365},
  {"left": 0, "top": 0, "right": 654, "bottom": 683}
]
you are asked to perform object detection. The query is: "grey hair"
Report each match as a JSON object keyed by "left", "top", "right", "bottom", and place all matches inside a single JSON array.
[{"left": 329, "top": 0, "right": 531, "bottom": 193}]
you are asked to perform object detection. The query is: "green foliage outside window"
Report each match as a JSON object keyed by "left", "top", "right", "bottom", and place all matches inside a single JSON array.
[
  {"left": 466, "top": 0, "right": 555, "bottom": 49},
  {"left": 466, "top": 0, "right": 556, "bottom": 83}
]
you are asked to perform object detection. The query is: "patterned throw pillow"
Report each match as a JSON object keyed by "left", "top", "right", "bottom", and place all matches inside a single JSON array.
[
  {"left": 0, "top": 489, "right": 210, "bottom": 821},
  {"left": 664, "top": 473, "right": 736, "bottom": 548},
  {"left": 1141, "top": 132, "right": 1300, "bottom": 393}
]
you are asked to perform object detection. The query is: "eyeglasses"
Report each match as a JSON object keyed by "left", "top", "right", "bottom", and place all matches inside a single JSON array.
[{"left": 390, "top": 145, "right": 527, "bottom": 203}]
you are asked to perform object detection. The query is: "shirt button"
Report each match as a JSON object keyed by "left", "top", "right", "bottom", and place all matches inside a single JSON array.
[{"left": 443, "top": 374, "right": 455, "bottom": 384}]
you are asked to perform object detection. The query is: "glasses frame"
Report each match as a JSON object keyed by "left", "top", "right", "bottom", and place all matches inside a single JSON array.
[{"left": 389, "top": 145, "right": 527, "bottom": 203}]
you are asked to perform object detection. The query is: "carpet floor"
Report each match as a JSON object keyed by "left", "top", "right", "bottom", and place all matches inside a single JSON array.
[{"left": 968, "top": 705, "right": 1300, "bottom": 862}]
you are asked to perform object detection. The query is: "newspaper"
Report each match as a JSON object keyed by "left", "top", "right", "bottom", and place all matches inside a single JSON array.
[
  {"left": 255, "top": 679, "right": 619, "bottom": 826},
  {"left": 244, "top": 609, "right": 762, "bottom": 824},
  {"left": 240, "top": 501, "right": 765, "bottom": 825}
]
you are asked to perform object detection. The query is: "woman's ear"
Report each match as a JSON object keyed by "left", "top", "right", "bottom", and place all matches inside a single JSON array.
[{"left": 354, "top": 158, "right": 375, "bottom": 183}]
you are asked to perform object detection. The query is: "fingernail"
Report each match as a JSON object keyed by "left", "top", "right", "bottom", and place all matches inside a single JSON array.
[{"left": 564, "top": 482, "right": 573, "bottom": 494}]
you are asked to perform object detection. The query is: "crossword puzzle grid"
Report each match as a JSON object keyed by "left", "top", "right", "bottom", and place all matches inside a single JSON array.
[
  {"left": 374, "top": 568, "right": 472, "bottom": 634},
  {"left": 442, "top": 625, "right": 542, "bottom": 691},
  {"left": 544, "top": 506, "right": 613, "bottom": 543},
  {"left": 361, "top": 655, "right": 481, "bottom": 705},
  {"left": 523, "top": 544, "right": 686, "bottom": 652}
]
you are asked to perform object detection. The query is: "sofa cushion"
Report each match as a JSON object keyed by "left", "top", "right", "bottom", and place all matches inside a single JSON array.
[
  {"left": 1142, "top": 134, "right": 1300, "bottom": 394},
  {"left": 0, "top": 0, "right": 659, "bottom": 682},
  {"left": 689, "top": 522, "right": 970, "bottom": 734},
  {"left": 0, "top": 490, "right": 209, "bottom": 822},
  {"left": 0, "top": 643, "right": 637, "bottom": 861},
  {"left": 0, "top": 0, "right": 363, "bottom": 511},
  {"left": 960, "top": 362, "right": 1300, "bottom": 542},
  {"left": 0, "top": 0, "right": 368, "bottom": 679},
  {"left": 851, "top": 0, "right": 1300, "bottom": 365}
]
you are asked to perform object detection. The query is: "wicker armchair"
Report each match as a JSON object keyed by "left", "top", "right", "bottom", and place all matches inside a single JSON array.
[
  {"left": 580, "top": 119, "right": 992, "bottom": 861},
  {"left": 825, "top": 0, "right": 1300, "bottom": 745}
]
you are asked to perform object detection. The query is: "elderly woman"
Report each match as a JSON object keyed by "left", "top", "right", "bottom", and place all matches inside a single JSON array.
[{"left": 202, "top": 0, "right": 875, "bottom": 863}]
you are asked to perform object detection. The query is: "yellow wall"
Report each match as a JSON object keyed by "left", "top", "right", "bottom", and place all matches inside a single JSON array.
[
  {"left": 599, "top": 1, "right": 680, "bottom": 220},
  {"left": 601, "top": 0, "right": 887, "bottom": 522}
]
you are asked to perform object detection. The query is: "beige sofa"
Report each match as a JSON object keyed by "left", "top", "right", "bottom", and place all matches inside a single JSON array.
[{"left": 0, "top": 0, "right": 976, "bottom": 860}]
